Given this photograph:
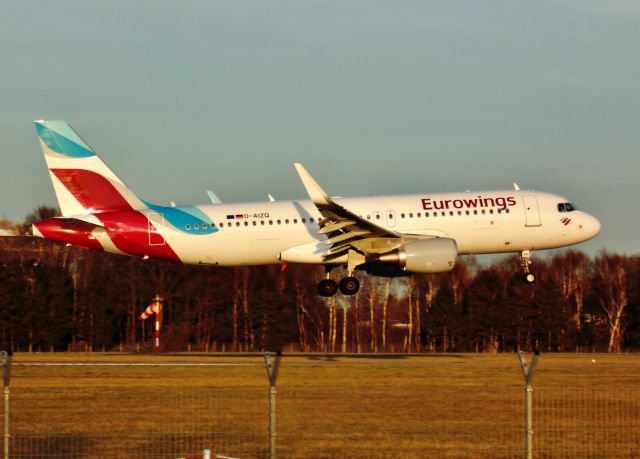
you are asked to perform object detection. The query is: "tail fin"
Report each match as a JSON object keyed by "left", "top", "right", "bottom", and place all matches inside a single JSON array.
[{"left": 35, "top": 120, "right": 145, "bottom": 216}]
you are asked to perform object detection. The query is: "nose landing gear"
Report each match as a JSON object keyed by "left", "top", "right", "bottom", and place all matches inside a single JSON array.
[{"left": 520, "top": 250, "right": 536, "bottom": 284}]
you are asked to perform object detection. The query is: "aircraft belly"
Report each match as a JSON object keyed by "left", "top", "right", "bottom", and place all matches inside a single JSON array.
[{"left": 170, "top": 229, "right": 318, "bottom": 266}]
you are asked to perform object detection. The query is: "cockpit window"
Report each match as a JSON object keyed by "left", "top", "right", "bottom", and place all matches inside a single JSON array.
[{"left": 557, "top": 202, "right": 577, "bottom": 212}]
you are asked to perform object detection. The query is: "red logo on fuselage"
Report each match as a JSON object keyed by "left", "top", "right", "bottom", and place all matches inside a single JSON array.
[{"left": 421, "top": 196, "right": 517, "bottom": 211}]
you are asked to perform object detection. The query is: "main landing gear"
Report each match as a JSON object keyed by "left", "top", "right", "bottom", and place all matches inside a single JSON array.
[
  {"left": 520, "top": 250, "right": 536, "bottom": 284},
  {"left": 317, "top": 267, "right": 360, "bottom": 297}
]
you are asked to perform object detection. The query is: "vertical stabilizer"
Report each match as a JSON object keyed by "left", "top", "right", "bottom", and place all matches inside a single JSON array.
[{"left": 35, "top": 120, "right": 145, "bottom": 216}]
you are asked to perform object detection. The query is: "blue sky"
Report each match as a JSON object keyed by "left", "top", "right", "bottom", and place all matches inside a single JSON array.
[{"left": 1, "top": 1, "right": 639, "bottom": 255}]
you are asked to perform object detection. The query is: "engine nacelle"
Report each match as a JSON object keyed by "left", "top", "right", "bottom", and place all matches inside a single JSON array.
[{"left": 375, "top": 238, "right": 457, "bottom": 274}]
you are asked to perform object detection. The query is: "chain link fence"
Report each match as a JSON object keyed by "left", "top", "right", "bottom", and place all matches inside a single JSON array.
[{"left": 0, "top": 354, "right": 638, "bottom": 458}]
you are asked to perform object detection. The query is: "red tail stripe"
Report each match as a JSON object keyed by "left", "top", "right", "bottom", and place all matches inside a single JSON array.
[{"left": 50, "top": 168, "right": 133, "bottom": 213}]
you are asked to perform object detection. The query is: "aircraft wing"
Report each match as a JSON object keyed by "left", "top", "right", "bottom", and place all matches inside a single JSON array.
[{"left": 294, "top": 163, "right": 401, "bottom": 262}]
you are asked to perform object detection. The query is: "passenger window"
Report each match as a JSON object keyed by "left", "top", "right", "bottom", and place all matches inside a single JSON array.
[
  {"left": 425, "top": 212, "right": 429, "bottom": 217},
  {"left": 465, "top": 210, "right": 469, "bottom": 215},
  {"left": 194, "top": 224, "right": 199, "bottom": 230},
  {"left": 458, "top": 211, "right": 462, "bottom": 216},
  {"left": 441, "top": 211, "right": 445, "bottom": 216},
  {"left": 409, "top": 213, "right": 413, "bottom": 218},
  {"left": 449, "top": 211, "right": 454, "bottom": 216},
  {"left": 285, "top": 219, "right": 289, "bottom": 224},
  {"left": 489, "top": 209, "right": 494, "bottom": 214},
  {"left": 401, "top": 213, "right": 405, "bottom": 219},
  {"left": 252, "top": 221, "right": 257, "bottom": 226},
  {"left": 185, "top": 224, "right": 191, "bottom": 230},
  {"left": 417, "top": 212, "right": 421, "bottom": 218},
  {"left": 474, "top": 210, "right": 478, "bottom": 215},
  {"left": 310, "top": 218, "right": 314, "bottom": 223},
  {"left": 506, "top": 209, "right": 510, "bottom": 214},
  {"left": 244, "top": 221, "right": 248, "bottom": 226},
  {"left": 481, "top": 210, "right": 485, "bottom": 214},
  {"left": 202, "top": 223, "right": 208, "bottom": 229},
  {"left": 236, "top": 222, "right": 240, "bottom": 227},
  {"left": 277, "top": 220, "right": 281, "bottom": 224},
  {"left": 301, "top": 218, "right": 306, "bottom": 223},
  {"left": 293, "top": 219, "right": 298, "bottom": 224},
  {"left": 376, "top": 214, "right": 380, "bottom": 220},
  {"left": 269, "top": 220, "right": 273, "bottom": 225}
]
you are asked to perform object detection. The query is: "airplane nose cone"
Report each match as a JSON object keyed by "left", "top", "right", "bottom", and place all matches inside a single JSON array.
[{"left": 583, "top": 214, "right": 601, "bottom": 240}]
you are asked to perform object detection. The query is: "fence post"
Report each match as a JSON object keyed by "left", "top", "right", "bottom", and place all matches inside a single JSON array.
[
  {"left": 264, "top": 352, "right": 281, "bottom": 459},
  {"left": 518, "top": 350, "right": 539, "bottom": 459},
  {"left": 1, "top": 351, "right": 11, "bottom": 459}
]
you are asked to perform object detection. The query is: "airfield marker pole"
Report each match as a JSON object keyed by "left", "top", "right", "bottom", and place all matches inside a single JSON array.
[
  {"left": 518, "top": 350, "right": 539, "bottom": 459},
  {"left": 154, "top": 303, "right": 162, "bottom": 354},
  {"left": 1, "top": 351, "right": 12, "bottom": 459},
  {"left": 153, "top": 295, "right": 163, "bottom": 354},
  {"left": 264, "top": 352, "right": 281, "bottom": 459}
]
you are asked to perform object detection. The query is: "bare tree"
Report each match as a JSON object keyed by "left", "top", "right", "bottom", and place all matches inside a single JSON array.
[
  {"left": 593, "top": 253, "right": 632, "bottom": 353},
  {"left": 380, "top": 278, "right": 391, "bottom": 351},
  {"left": 551, "top": 250, "right": 592, "bottom": 347}
]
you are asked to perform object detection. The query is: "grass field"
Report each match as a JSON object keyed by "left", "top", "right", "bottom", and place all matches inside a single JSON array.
[{"left": 3, "top": 353, "right": 640, "bottom": 458}]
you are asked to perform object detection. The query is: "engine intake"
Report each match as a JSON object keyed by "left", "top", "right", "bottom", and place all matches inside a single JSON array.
[{"left": 374, "top": 238, "right": 457, "bottom": 274}]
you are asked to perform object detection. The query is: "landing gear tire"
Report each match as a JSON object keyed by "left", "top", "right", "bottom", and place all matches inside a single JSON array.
[
  {"left": 523, "top": 273, "right": 536, "bottom": 284},
  {"left": 317, "top": 279, "right": 338, "bottom": 297},
  {"left": 339, "top": 277, "right": 360, "bottom": 296}
]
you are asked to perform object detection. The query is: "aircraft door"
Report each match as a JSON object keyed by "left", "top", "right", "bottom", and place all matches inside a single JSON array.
[
  {"left": 386, "top": 210, "right": 396, "bottom": 227},
  {"left": 523, "top": 195, "right": 542, "bottom": 227},
  {"left": 148, "top": 212, "right": 166, "bottom": 245}
]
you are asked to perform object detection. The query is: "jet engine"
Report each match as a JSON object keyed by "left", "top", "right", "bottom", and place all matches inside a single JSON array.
[{"left": 372, "top": 237, "right": 457, "bottom": 274}]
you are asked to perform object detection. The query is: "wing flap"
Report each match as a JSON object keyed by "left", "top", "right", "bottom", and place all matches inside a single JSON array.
[{"left": 294, "top": 163, "right": 401, "bottom": 262}]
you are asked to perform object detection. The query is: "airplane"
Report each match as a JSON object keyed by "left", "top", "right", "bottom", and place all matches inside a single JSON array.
[{"left": 32, "top": 120, "right": 601, "bottom": 297}]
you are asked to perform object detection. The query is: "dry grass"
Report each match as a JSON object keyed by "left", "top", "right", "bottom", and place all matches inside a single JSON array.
[{"left": 3, "top": 353, "right": 639, "bottom": 458}]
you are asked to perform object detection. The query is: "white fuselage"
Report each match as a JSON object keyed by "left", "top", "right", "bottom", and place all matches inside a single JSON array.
[{"left": 148, "top": 190, "right": 600, "bottom": 266}]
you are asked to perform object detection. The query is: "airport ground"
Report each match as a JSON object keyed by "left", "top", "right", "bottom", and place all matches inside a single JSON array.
[{"left": 4, "top": 352, "right": 640, "bottom": 458}]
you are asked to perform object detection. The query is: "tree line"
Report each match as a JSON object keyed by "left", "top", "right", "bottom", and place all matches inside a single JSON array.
[{"left": 0, "top": 212, "right": 638, "bottom": 353}]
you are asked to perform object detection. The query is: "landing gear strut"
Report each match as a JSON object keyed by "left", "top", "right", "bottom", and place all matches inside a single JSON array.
[{"left": 520, "top": 250, "right": 535, "bottom": 284}]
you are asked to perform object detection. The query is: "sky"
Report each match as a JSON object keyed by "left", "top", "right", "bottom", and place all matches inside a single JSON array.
[{"left": 1, "top": 1, "right": 639, "bottom": 256}]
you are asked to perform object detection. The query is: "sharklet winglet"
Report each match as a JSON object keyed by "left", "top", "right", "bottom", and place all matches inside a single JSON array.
[{"left": 294, "top": 163, "right": 332, "bottom": 206}]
